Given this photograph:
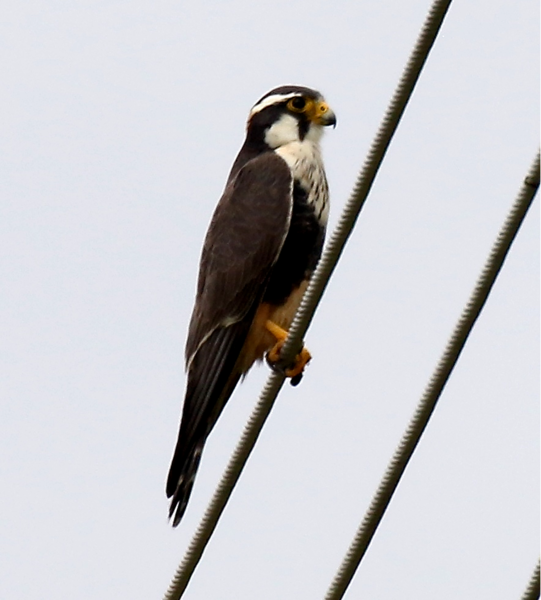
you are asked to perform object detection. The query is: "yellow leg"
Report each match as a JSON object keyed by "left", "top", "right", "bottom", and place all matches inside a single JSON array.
[{"left": 264, "top": 320, "right": 311, "bottom": 380}]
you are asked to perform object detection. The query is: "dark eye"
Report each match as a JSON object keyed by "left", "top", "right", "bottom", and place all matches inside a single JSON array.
[{"left": 288, "top": 96, "right": 306, "bottom": 112}]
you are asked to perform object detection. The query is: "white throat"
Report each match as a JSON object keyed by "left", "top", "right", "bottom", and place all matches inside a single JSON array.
[{"left": 275, "top": 137, "right": 329, "bottom": 226}]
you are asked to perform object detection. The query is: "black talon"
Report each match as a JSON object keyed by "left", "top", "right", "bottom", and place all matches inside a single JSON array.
[
  {"left": 266, "top": 344, "right": 307, "bottom": 386},
  {"left": 266, "top": 352, "right": 286, "bottom": 374},
  {"left": 290, "top": 373, "right": 303, "bottom": 387}
]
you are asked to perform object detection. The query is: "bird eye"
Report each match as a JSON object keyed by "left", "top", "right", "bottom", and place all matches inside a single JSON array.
[{"left": 288, "top": 97, "right": 306, "bottom": 112}]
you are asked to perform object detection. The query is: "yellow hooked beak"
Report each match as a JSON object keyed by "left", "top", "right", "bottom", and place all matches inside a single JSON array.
[{"left": 310, "top": 100, "right": 337, "bottom": 127}]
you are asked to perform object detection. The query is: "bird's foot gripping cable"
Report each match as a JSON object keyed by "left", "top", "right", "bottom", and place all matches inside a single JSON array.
[{"left": 264, "top": 320, "right": 311, "bottom": 386}]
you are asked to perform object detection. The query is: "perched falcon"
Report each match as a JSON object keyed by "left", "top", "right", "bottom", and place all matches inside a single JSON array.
[{"left": 166, "top": 85, "right": 336, "bottom": 526}]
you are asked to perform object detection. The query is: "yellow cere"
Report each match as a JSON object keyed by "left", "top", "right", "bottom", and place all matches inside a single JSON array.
[{"left": 287, "top": 96, "right": 330, "bottom": 124}]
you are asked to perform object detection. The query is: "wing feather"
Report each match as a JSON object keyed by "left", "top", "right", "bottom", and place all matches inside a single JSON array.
[
  {"left": 167, "top": 151, "right": 293, "bottom": 522},
  {"left": 186, "top": 152, "right": 293, "bottom": 364}
]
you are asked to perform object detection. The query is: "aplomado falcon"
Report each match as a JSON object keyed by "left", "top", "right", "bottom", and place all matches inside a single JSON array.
[{"left": 166, "top": 85, "right": 336, "bottom": 526}]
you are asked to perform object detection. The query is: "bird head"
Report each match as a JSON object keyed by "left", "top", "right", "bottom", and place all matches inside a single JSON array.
[{"left": 246, "top": 85, "right": 336, "bottom": 149}]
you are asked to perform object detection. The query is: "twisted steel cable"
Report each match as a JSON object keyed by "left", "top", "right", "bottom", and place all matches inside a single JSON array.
[
  {"left": 521, "top": 560, "right": 541, "bottom": 600},
  {"left": 323, "top": 151, "right": 540, "bottom": 599}
]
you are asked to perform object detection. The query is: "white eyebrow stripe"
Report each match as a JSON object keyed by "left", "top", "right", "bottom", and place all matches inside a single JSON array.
[{"left": 249, "top": 93, "right": 300, "bottom": 116}]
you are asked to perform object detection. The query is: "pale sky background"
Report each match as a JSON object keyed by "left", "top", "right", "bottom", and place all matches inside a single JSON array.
[{"left": 1, "top": 1, "right": 538, "bottom": 598}]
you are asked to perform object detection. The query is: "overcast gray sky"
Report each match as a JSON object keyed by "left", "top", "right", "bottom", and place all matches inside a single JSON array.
[{"left": 1, "top": 0, "right": 538, "bottom": 598}]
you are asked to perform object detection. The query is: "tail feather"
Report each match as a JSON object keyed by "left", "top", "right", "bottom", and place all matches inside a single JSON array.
[
  {"left": 168, "top": 444, "right": 203, "bottom": 526},
  {"left": 166, "top": 322, "right": 248, "bottom": 526}
]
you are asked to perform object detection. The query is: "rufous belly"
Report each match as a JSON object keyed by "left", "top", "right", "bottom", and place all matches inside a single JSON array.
[{"left": 237, "top": 280, "right": 309, "bottom": 374}]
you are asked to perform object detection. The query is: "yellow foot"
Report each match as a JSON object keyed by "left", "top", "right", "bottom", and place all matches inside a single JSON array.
[{"left": 265, "top": 320, "right": 312, "bottom": 385}]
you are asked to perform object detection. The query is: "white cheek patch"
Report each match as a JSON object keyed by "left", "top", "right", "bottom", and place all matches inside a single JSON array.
[{"left": 264, "top": 114, "right": 300, "bottom": 149}]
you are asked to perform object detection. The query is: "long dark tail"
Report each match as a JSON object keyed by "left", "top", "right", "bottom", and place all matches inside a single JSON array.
[
  {"left": 166, "top": 373, "right": 240, "bottom": 526},
  {"left": 166, "top": 441, "right": 204, "bottom": 526},
  {"left": 166, "top": 322, "right": 248, "bottom": 526}
]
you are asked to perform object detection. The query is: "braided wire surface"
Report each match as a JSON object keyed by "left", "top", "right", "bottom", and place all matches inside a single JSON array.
[
  {"left": 323, "top": 151, "right": 539, "bottom": 598},
  {"left": 521, "top": 560, "right": 541, "bottom": 600}
]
